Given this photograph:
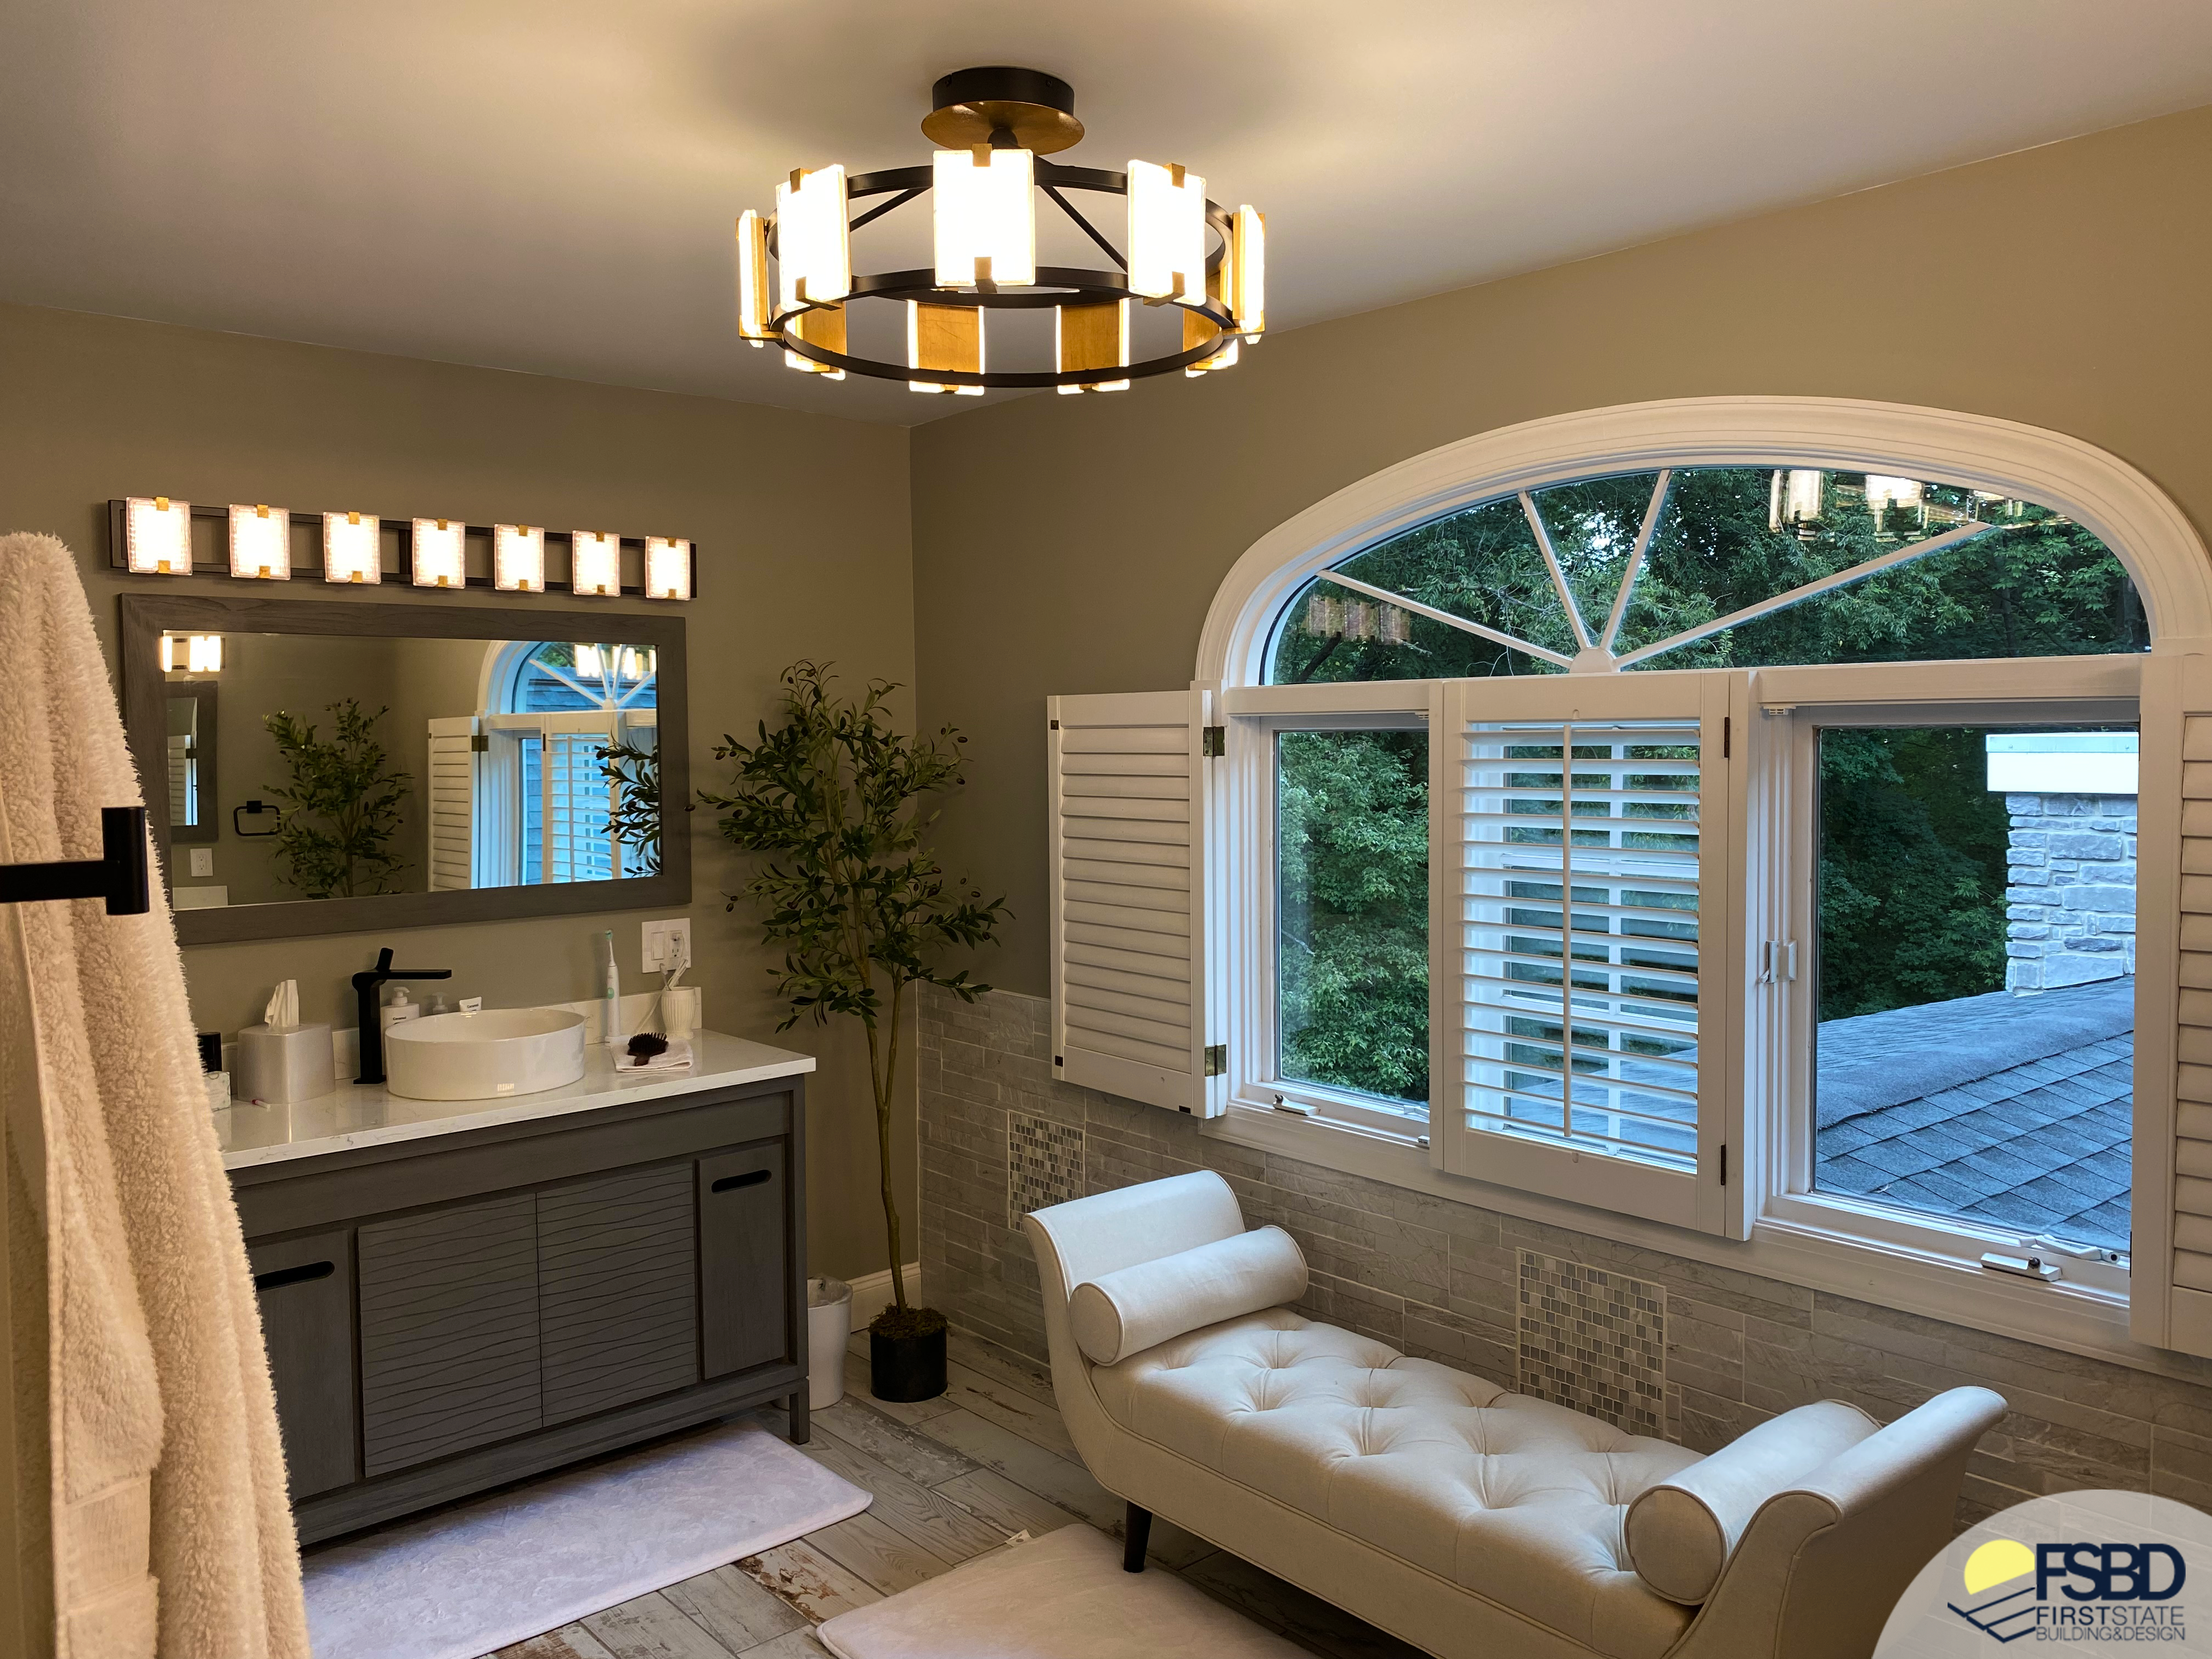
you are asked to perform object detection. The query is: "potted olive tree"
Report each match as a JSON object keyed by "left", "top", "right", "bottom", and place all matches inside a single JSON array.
[{"left": 703, "top": 662, "right": 1005, "bottom": 1401}]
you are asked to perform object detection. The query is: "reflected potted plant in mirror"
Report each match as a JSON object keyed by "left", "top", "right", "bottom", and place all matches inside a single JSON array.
[
  {"left": 703, "top": 661, "right": 1006, "bottom": 1402},
  {"left": 263, "top": 699, "right": 411, "bottom": 898}
]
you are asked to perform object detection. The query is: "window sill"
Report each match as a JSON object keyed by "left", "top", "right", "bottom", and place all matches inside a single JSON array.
[{"left": 1201, "top": 1103, "right": 2193, "bottom": 1381}]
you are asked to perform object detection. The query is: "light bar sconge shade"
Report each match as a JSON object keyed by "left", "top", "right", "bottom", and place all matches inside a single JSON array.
[
  {"left": 932, "top": 148, "right": 1035, "bottom": 288},
  {"left": 322, "top": 512, "right": 381, "bottom": 584},
  {"left": 1231, "top": 206, "right": 1265, "bottom": 336},
  {"left": 907, "top": 302, "right": 985, "bottom": 394},
  {"left": 227, "top": 504, "right": 290, "bottom": 579},
  {"left": 785, "top": 304, "right": 847, "bottom": 377},
  {"left": 125, "top": 496, "right": 193, "bottom": 574},
  {"left": 1126, "top": 160, "right": 1206, "bottom": 304},
  {"left": 160, "top": 634, "right": 223, "bottom": 673},
  {"left": 572, "top": 531, "right": 620, "bottom": 596},
  {"left": 775, "top": 166, "right": 851, "bottom": 311},
  {"left": 1056, "top": 301, "right": 1130, "bottom": 393},
  {"left": 644, "top": 538, "right": 692, "bottom": 601},
  {"left": 494, "top": 524, "right": 544, "bottom": 592},
  {"left": 411, "top": 518, "right": 466, "bottom": 588},
  {"left": 735, "top": 210, "right": 773, "bottom": 343}
]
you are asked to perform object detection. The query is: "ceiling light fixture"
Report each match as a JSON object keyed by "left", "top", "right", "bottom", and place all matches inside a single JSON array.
[{"left": 733, "top": 67, "right": 1265, "bottom": 393}]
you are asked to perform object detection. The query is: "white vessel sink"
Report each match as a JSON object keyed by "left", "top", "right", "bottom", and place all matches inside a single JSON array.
[{"left": 385, "top": 1008, "right": 587, "bottom": 1102}]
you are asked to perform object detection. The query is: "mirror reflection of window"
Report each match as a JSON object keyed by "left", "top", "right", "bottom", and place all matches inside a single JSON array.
[
  {"left": 166, "top": 693, "right": 199, "bottom": 825},
  {"left": 430, "top": 641, "right": 661, "bottom": 892}
]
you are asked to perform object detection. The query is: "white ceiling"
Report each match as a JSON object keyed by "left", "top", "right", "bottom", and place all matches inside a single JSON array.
[{"left": 5, "top": 1, "right": 2212, "bottom": 426}]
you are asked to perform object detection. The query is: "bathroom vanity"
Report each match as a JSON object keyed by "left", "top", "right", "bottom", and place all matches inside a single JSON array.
[{"left": 219, "top": 1032, "right": 812, "bottom": 1543}]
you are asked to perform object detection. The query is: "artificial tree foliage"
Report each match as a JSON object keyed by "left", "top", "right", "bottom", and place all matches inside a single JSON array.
[
  {"left": 703, "top": 661, "right": 1006, "bottom": 1331},
  {"left": 597, "top": 738, "right": 663, "bottom": 876},
  {"left": 263, "top": 699, "right": 411, "bottom": 898}
]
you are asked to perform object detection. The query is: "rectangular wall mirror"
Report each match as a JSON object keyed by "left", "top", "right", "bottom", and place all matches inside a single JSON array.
[{"left": 120, "top": 594, "right": 689, "bottom": 944}]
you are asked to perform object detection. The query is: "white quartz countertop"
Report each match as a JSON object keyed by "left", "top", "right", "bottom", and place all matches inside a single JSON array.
[{"left": 217, "top": 1031, "right": 815, "bottom": 1171}]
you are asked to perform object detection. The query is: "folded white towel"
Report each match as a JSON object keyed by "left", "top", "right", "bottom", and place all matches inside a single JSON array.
[{"left": 618, "top": 1037, "right": 694, "bottom": 1073}]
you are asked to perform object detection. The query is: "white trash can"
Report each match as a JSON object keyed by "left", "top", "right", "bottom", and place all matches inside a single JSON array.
[{"left": 807, "top": 1277, "right": 853, "bottom": 1410}]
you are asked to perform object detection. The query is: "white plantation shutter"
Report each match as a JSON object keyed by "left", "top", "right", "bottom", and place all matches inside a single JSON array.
[
  {"left": 1048, "top": 691, "right": 1221, "bottom": 1116},
  {"left": 541, "top": 713, "right": 620, "bottom": 883},
  {"left": 166, "top": 734, "right": 195, "bottom": 824},
  {"left": 1436, "top": 670, "right": 1742, "bottom": 1233},
  {"left": 2133, "top": 653, "right": 2206, "bottom": 1353},
  {"left": 425, "top": 716, "right": 480, "bottom": 890}
]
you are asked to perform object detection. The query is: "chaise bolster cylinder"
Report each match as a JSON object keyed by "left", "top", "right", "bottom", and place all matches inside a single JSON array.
[
  {"left": 1068, "top": 1225, "right": 1308, "bottom": 1364},
  {"left": 1626, "top": 1401, "right": 1881, "bottom": 1604}
]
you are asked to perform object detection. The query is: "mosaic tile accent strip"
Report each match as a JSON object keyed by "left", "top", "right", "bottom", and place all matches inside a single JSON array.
[
  {"left": 1008, "top": 1111, "right": 1085, "bottom": 1227},
  {"left": 1517, "top": 1249, "right": 1666, "bottom": 1436}
]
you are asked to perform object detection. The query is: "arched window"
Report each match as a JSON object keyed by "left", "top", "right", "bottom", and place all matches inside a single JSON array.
[{"left": 1048, "top": 399, "right": 2212, "bottom": 1362}]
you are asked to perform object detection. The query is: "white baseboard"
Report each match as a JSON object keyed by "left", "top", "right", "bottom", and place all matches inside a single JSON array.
[{"left": 843, "top": 1263, "right": 923, "bottom": 1330}]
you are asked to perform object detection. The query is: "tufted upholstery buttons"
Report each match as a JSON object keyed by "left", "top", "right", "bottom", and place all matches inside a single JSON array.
[{"left": 1087, "top": 1308, "right": 1702, "bottom": 1659}]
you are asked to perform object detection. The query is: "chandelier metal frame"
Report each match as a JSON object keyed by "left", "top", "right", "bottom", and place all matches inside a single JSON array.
[{"left": 741, "top": 67, "right": 1262, "bottom": 392}]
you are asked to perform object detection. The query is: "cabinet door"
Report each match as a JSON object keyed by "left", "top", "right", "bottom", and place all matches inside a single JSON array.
[
  {"left": 357, "top": 1193, "right": 541, "bottom": 1477},
  {"left": 538, "top": 1162, "right": 701, "bottom": 1424},
  {"left": 699, "top": 1144, "right": 788, "bottom": 1378},
  {"left": 247, "top": 1230, "right": 358, "bottom": 1499}
]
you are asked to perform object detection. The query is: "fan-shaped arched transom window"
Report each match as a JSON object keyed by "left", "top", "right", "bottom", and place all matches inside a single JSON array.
[{"left": 1266, "top": 467, "right": 2146, "bottom": 684}]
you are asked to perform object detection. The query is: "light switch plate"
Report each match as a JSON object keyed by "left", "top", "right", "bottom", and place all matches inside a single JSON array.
[
  {"left": 188, "top": 847, "right": 214, "bottom": 877},
  {"left": 641, "top": 918, "right": 692, "bottom": 973}
]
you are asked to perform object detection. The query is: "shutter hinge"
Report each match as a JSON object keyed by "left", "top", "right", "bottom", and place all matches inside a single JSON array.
[
  {"left": 1053, "top": 1055, "right": 1063, "bottom": 1068},
  {"left": 1049, "top": 718, "right": 1060, "bottom": 730},
  {"left": 1719, "top": 1142, "right": 1728, "bottom": 1186},
  {"left": 1203, "top": 1043, "right": 1227, "bottom": 1076},
  {"left": 470, "top": 733, "right": 489, "bottom": 752},
  {"left": 1201, "top": 725, "right": 1226, "bottom": 758},
  {"left": 1722, "top": 716, "right": 1731, "bottom": 759}
]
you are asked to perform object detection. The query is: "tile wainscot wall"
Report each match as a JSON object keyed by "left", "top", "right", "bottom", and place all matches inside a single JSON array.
[{"left": 918, "top": 985, "right": 2212, "bottom": 1528}]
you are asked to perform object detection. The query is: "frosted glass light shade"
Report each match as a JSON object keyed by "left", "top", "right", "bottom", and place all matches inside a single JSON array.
[
  {"left": 322, "top": 512, "right": 381, "bottom": 584},
  {"left": 125, "top": 496, "right": 193, "bottom": 574},
  {"left": 494, "top": 524, "right": 544, "bottom": 592},
  {"left": 775, "top": 166, "right": 851, "bottom": 312},
  {"left": 411, "top": 518, "right": 466, "bottom": 588},
  {"left": 572, "top": 531, "right": 620, "bottom": 596},
  {"left": 1056, "top": 301, "right": 1130, "bottom": 394},
  {"left": 735, "top": 210, "right": 773, "bottom": 343},
  {"left": 932, "top": 149, "right": 1035, "bottom": 288},
  {"left": 160, "top": 634, "right": 223, "bottom": 673},
  {"left": 227, "top": 504, "right": 290, "bottom": 579},
  {"left": 1231, "top": 206, "right": 1265, "bottom": 335},
  {"left": 644, "top": 537, "right": 691, "bottom": 600},
  {"left": 1126, "top": 160, "right": 1205, "bottom": 303}
]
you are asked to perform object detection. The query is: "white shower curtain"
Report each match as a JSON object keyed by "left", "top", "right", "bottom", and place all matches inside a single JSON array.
[{"left": 0, "top": 532, "right": 306, "bottom": 1658}]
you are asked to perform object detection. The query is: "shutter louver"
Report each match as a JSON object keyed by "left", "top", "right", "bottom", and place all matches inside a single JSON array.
[
  {"left": 1437, "top": 671, "right": 1739, "bottom": 1233},
  {"left": 1048, "top": 691, "right": 1217, "bottom": 1115},
  {"left": 425, "top": 716, "right": 479, "bottom": 891}
]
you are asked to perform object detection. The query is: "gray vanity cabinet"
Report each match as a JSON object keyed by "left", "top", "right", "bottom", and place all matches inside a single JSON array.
[{"left": 231, "top": 1075, "right": 807, "bottom": 1544}]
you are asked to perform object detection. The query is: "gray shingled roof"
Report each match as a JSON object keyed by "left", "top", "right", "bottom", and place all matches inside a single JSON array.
[{"left": 1814, "top": 979, "right": 2132, "bottom": 1254}]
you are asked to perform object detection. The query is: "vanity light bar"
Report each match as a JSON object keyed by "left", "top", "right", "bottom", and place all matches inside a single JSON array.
[
  {"left": 159, "top": 634, "right": 224, "bottom": 673},
  {"left": 228, "top": 504, "right": 291, "bottom": 579},
  {"left": 411, "top": 518, "right": 466, "bottom": 588},
  {"left": 106, "top": 500, "right": 694, "bottom": 598}
]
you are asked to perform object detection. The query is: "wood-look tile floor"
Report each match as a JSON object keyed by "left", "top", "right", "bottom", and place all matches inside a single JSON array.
[{"left": 470, "top": 1331, "right": 1426, "bottom": 1659}]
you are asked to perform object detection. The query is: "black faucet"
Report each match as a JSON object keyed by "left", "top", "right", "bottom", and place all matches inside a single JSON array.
[{"left": 352, "top": 946, "right": 453, "bottom": 1085}]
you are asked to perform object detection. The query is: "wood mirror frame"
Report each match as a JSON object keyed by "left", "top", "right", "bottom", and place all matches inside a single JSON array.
[{"left": 119, "top": 593, "right": 690, "bottom": 945}]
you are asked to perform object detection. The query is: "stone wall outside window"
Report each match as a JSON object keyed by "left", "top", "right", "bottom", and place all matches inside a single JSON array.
[{"left": 2004, "top": 792, "right": 2136, "bottom": 992}]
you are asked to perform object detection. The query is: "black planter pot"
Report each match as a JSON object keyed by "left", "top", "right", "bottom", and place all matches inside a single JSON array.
[{"left": 870, "top": 1324, "right": 948, "bottom": 1402}]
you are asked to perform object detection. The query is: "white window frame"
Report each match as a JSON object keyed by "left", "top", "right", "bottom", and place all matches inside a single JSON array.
[{"left": 1186, "top": 396, "right": 2212, "bottom": 1369}]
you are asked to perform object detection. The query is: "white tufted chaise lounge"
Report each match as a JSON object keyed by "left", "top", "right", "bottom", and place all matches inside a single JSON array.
[{"left": 1023, "top": 1172, "right": 2004, "bottom": 1659}]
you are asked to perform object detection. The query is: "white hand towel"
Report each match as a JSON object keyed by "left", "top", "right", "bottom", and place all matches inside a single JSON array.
[{"left": 618, "top": 1037, "right": 695, "bottom": 1073}]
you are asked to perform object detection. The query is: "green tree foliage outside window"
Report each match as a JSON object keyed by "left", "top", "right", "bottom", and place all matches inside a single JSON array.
[
  {"left": 263, "top": 699, "right": 411, "bottom": 898},
  {"left": 597, "top": 739, "right": 662, "bottom": 876},
  {"left": 1277, "top": 729, "right": 1429, "bottom": 1107}
]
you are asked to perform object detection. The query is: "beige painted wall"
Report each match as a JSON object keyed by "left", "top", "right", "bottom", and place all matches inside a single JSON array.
[
  {"left": 910, "top": 104, "right": 2212, "bottom": 997},
  {"left": 0, "top": 301, "right": 919, "bottom": 1283}
]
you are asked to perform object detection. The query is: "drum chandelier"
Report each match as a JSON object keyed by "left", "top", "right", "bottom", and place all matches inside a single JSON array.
[{"left": 733, "top": 66, "right": 1266, "bottom": 394}]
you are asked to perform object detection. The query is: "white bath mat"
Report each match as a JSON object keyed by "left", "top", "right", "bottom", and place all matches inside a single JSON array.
[
  {"left": 303, "top": 1418, "right": 870, "bottom": 1659},
  {"left": 817, "top": 1524, "right": 1307, "bottom": 1659}
]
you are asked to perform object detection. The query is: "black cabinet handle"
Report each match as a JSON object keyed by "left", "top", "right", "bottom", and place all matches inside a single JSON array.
[
  {"left": 253, "top": 1261, "right": 335, "bottom": 1292},
  {"left": 710, "top": 1169, "right": 772, "bottom": 1194}
]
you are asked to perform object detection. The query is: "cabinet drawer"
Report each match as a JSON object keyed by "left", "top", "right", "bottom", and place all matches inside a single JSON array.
[
  {"left": 699, "top": 1144, "right": 788, "bottom": 1378},
  {"left": 539, "top": 1163, "right": 701, "bottom": 1424},
  {"left": 357, "top": 1194, "right": 542, "bottom": 1477},
  {"left": 248, "top": 1231, "right": 358, "bottom": 1499}
]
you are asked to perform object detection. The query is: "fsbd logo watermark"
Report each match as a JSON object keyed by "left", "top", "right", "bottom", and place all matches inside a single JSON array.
[{"left": 1949, "top": 1537, "right": 2187, "bottom": 1642}]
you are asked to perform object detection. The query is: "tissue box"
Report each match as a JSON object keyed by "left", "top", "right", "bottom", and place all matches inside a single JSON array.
[{"left": 234, "top": 1023, "right": 335, "bottom": 1105}]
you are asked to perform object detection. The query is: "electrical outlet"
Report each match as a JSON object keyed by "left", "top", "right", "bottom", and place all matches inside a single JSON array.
[
  {"left": 641, "top": 918, "right": 692, "bottom": 974},
  {"left": 188, "top": 848, "right": 214, "bottom": 878}
]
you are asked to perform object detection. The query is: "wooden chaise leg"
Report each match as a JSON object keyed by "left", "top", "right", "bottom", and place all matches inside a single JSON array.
[{"left": 1123, "top": 1502, "right": 1152, "bottom": 1572}]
